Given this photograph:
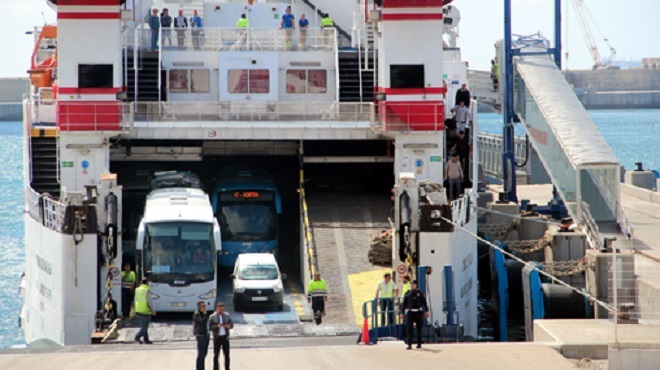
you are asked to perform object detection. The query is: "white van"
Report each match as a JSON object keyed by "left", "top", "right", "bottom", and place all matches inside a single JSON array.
[{"left": 231, "top": 253, "right": 285, "bottom": 311}]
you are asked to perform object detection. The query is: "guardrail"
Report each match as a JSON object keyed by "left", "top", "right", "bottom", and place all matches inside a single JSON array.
[
  {"left": 477, "top": 133, "right": 527, "bottom": 179},
  {"left": 371, "top": 103, "right": 445, "bottom": 132},
  {"left": 127, "top": 27, "right": 336, "bottom": 52},
  {"left": 580, "top": 200, "right": 602, "bottom": 250},
  {"left": 451, "top": 195, "right": 470, "bottom": 227},
  {"left": 58, "top": 102, "right": 130, "bottom": 132},
  {"left": 126, "top": 101, "right": 371, "bottom": 127}
]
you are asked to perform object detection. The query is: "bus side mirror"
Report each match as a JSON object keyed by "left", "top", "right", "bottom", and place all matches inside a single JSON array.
[
  {"left": 213, "top": 221, "right": 222, "bottom": 252},
  {"left": 136, "top": 222, "right": 145, "bottom": 250}
]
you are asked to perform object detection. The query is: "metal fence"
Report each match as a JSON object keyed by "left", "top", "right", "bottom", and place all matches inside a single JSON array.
[
  {"left": 126, "top": 101, "right": 371, "bottom": 127},
  {"left": 126, "top": 27, "right": 336, "bottom": 52},
  {"left": 25, "top": 186, "right": 66, "bottom": 232},
  {"left": 476, "top": 133, "right": 527, "bottom": 179}
]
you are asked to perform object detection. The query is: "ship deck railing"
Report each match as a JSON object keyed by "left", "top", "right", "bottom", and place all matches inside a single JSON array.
[{"left": 124, "top": 27, "right": 337, "bottom": 52}]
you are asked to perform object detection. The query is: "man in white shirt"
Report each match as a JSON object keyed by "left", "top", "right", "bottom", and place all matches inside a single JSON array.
[
  {"left": 375, "top": 272, "right": 398, "bottom": 326},
  {"left": 209, "top": 302, "right": 233, "bottom": 370},
  {"left": 450, "top": 101, "right": 471, "bottom": 133}
]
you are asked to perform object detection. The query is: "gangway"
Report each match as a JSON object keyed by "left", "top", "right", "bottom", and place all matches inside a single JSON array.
[{"left": 512, "top": 49, "right": 625, "bottom": 245}]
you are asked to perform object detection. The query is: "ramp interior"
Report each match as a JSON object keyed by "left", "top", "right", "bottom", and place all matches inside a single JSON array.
[{"left": 514, "top": 52, "right": 621, "bottom": 230}]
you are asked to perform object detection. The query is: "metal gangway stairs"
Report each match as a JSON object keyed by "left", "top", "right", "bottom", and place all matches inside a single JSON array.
[{"left": 511, "top": 49, "right": 630, "bottom": 248}]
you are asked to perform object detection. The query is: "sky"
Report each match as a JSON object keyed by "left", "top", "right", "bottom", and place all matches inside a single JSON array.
[{"left": 1, "top": 0, "right": 659, "bottom": 77}]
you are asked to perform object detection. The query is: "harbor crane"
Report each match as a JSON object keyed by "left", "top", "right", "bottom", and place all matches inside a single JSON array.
[{"left": 569, "top": 0, "right": 616, "bottom": 69}]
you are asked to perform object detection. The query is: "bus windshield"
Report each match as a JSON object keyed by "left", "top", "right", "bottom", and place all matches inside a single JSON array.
[
  {"left": 218, "top": 191, "right": 277, "bottom": 242},
  {"left": 144, "top": 222, "right": 215, "bottom": 282}
]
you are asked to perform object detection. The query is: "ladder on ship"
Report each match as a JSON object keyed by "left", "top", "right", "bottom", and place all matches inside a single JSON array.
[
  {"left": 338, "top": 51, "right": 376, "bottom": 103},
  {"left": 30, "top": 135, "right": 60, "bottom": 198},
  {"left": 124, "top": 51, "right": 161, "bottom": 102}
]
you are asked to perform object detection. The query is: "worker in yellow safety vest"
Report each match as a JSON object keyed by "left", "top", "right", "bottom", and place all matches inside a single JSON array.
[
  {"left": 491, "top": 59, "right": 500, "bottom": 91},
  {"left": 375, "top": 272, "right": 399, "bottom": 326},
  {"left": 121, "top": 263, "right": 136, "bottom": 318},
  {"left": 133, "top": 278, "right": 156, "bottom": 344},
  {"left": 236, "top": 14, "right": 248, "bottom": 29},
  {"left": 401, "top": 275, "right": 411, "bottom": 297},
  {"left": 320, "top": 13, "right": 335, "bottom": 47},
  {"left": 307, "top": 272, "right": 328, "bottom": 325}
]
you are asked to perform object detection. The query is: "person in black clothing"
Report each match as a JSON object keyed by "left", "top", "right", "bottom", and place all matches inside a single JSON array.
[
  {"left": 193, "top": 301, "right": 211, "bottom": 370},
  {"left": 160, "top": 8, "right": 172, "bottom": 47},
  {"left": 209, "top": 302, "right": 233, "bottom": 370},
  {"left": 400, "top": 280, "right": 429, "bottom": 350},
  {"left": 452, "top": 130, "right": 471, "bottom": 177},
  {"left": 455, "top": 83, "right": 471, "bottom": 108}
]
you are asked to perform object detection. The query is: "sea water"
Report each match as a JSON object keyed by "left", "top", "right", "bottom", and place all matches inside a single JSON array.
[{"left": 1, "top": 109, "right": 659, "bottom": 347}]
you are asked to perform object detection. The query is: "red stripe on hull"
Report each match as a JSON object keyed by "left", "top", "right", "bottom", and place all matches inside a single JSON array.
[
  {"left": 58, "top": 0, "right": 119, "bottom": 5},
  {"left": 58, "top": 12, "right": 120, "bottom": 20},
  {"left": 58, "top": 87, "right": 123, "bottom": 95},
  {"left": 381, "top": 0, "right": 445, "bottom": 8},
  {"left": 377, "top": 101, "right": 445, "bottom": 131},
  {"left": 57, "top": 101, "right": 122, "bottom": 131},
  {"left": 381, "top": 13, "right": 443, "bottom": 20},
  {"left": 376, "top": 87, "right": 447, "bottom": 95}
]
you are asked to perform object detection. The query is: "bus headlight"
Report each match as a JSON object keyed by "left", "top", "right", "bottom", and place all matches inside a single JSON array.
[
  {"left": 234, "top": 288, "right": 245, "bottom": 294},
  {"left": 199, "top": 289, "right": 216, "bottom": 300},
  {"left": 149, "top": 292, "right": 160, "bottom": 300}
]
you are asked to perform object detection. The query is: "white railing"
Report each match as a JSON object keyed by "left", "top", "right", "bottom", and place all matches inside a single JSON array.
[
  {"left": 580, "top": 200, "right": 602, "bottom": 250},
  {"left": 25, "top": 186, "right": 66, "bottom": 232},
  {"left": 30, "top": 95, "right": 57, "bottom": 125},
  {"left": 476, "top": 133, "right": 527, "bottom": 179},
  {"left": 127, "top": 101, "right": 371, "bottom": 127},
  {"left": 451, "top": 194, "right": 470, "bottom": 227},
  {"left": 130, "top": 27, "right": 336, "bottom": 52}
]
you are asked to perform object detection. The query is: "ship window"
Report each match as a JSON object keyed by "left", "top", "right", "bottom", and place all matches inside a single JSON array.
[
  {"left": 286, "top": 69, "right": 327, "bottom": 94},
  {"left": 390, "top": 64, "right": 424, "bottom": 89},
  {"left": 228, "top": 69, "right": 270, "bottom": 94},
  {"left": 78, "top": 64, "right": 113, "bottom": 88},
  {"left": 169, "top": 69, "right": 210, "bottom": 93},
  {"left": 169, "top": 70, "right": 189, "bottom": 93},
  {"left": 191, "top": 69, "right": 210, "bottom": 93}
]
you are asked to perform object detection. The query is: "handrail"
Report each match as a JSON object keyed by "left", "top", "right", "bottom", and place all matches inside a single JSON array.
[
  {"left": 579, "top": 200, "right": 601, "bottom": 250},
  {"left": 361, "top": 297, "right": 406, "bottom": 341},
  {"left": 25, "top": 186, "right": 66, "bottom": 233}
]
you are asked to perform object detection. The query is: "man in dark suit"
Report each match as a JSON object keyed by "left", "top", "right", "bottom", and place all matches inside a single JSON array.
[
  {"left": 455, "top": 83, "right": 471, "bottom": 108},
  {"left": 209, "top": 302, "right": 233, "bottom": 370}
]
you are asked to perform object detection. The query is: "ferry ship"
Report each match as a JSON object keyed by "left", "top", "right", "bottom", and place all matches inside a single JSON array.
[{"left": 20, "top": 0, "right": 478, "bottom": 346}]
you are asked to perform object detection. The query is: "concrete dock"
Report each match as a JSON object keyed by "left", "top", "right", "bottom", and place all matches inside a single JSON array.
[{"left": 0, "top": 338, "right": 584, "bottom": 370}]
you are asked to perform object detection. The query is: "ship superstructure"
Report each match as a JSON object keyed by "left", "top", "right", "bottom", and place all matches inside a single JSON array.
[{"left": 21, "top": 0, "right": 478, "bottom": 345}]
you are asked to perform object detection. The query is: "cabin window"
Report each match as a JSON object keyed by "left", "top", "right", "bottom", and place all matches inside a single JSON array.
[
  {"left": 286, "top": 69, "right": 327, "bottom": 94},
  {"left": 169, "top": 69, "right": 210, "bottom": 93},
  {"left": 228, "top": 69, "right": 270, "bottom": 94},
  {"left": 390, "top": 64, "right": 424, "bottom": 89},
  {"left": 78, "top": 64, "right": 113, "bottom": 88}
]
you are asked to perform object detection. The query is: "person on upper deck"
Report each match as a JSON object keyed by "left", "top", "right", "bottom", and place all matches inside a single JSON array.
[
  {"left": 190, "top": 9, "right": 204, "bottom": 50},
  {"left": 236, "top": 14, "right": 248, "bottom": 29},
  {"left": 174, "top": 9, "right": 188, "bottom": 50},
  {"left": 321, "top": 13, "right": 335, "bottom": 47},
  {"left": 455, "top": 83, "right": 471, "bottom": 107},
  {"left": 148, "top": 8, "right": 160, "bottom": 51},
  {"left": 298, "top": 14, "right": 309, "bottom": 50},
  {"left": 160, "top": 8, "right": 172, "bottom": 47},
  {"left": 280, "top": 7, "right": 295, "bottom": 50}
]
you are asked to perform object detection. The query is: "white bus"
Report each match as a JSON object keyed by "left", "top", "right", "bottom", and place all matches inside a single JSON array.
[{"left": 136, "top": 172, "right": 221, "bottom": 312}]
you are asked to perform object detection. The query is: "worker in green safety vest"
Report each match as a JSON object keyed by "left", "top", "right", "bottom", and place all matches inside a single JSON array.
[
  {"left": 236, "top": 14, "right": 248, "bottom": 29},
  {"left": 121, "top": 263, "right": 136, "bottom": 318},
  {"left": 321, "top": 13, "right": 335, "bottom": 47},
  {"left": 400, "top": 275, "right": 411, "bottom": 298},
  {"left": 307, "top": 272, "right": 328, "bottom": 325},
  {"left": 133, "top": 278, "right": 156, "bottom": 344},
  {"left": 376, "top": 272, "right": 399, "bottom": 326}
]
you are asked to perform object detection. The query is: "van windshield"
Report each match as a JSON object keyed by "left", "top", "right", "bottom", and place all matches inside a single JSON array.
[{"left": 238, "top": 265, "right": 278, "bottom": 280}]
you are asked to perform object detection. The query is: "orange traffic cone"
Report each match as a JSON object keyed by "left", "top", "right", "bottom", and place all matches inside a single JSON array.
[{"left": 359, "top": 318, "right": 371, "bottom": 345}]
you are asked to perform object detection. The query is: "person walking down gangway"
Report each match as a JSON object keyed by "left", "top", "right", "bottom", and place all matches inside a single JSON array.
[
  {"left": 209, "top": 302, "right": 233, "bottom": 370},
  {"left": 307, "top": 272, "right": 328, "bottom": 325},
  {"left": 375, "top": 272, "right": 398, "bottom": 326},
  {"left": 134, "top": 278, "right": 156, "bottom": 344},
  {"left": 193, "top": 301, "right": 211, "bottom": 370},
  {"left": 400, "top": 279, "right": 429, "bottom": 350}
]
